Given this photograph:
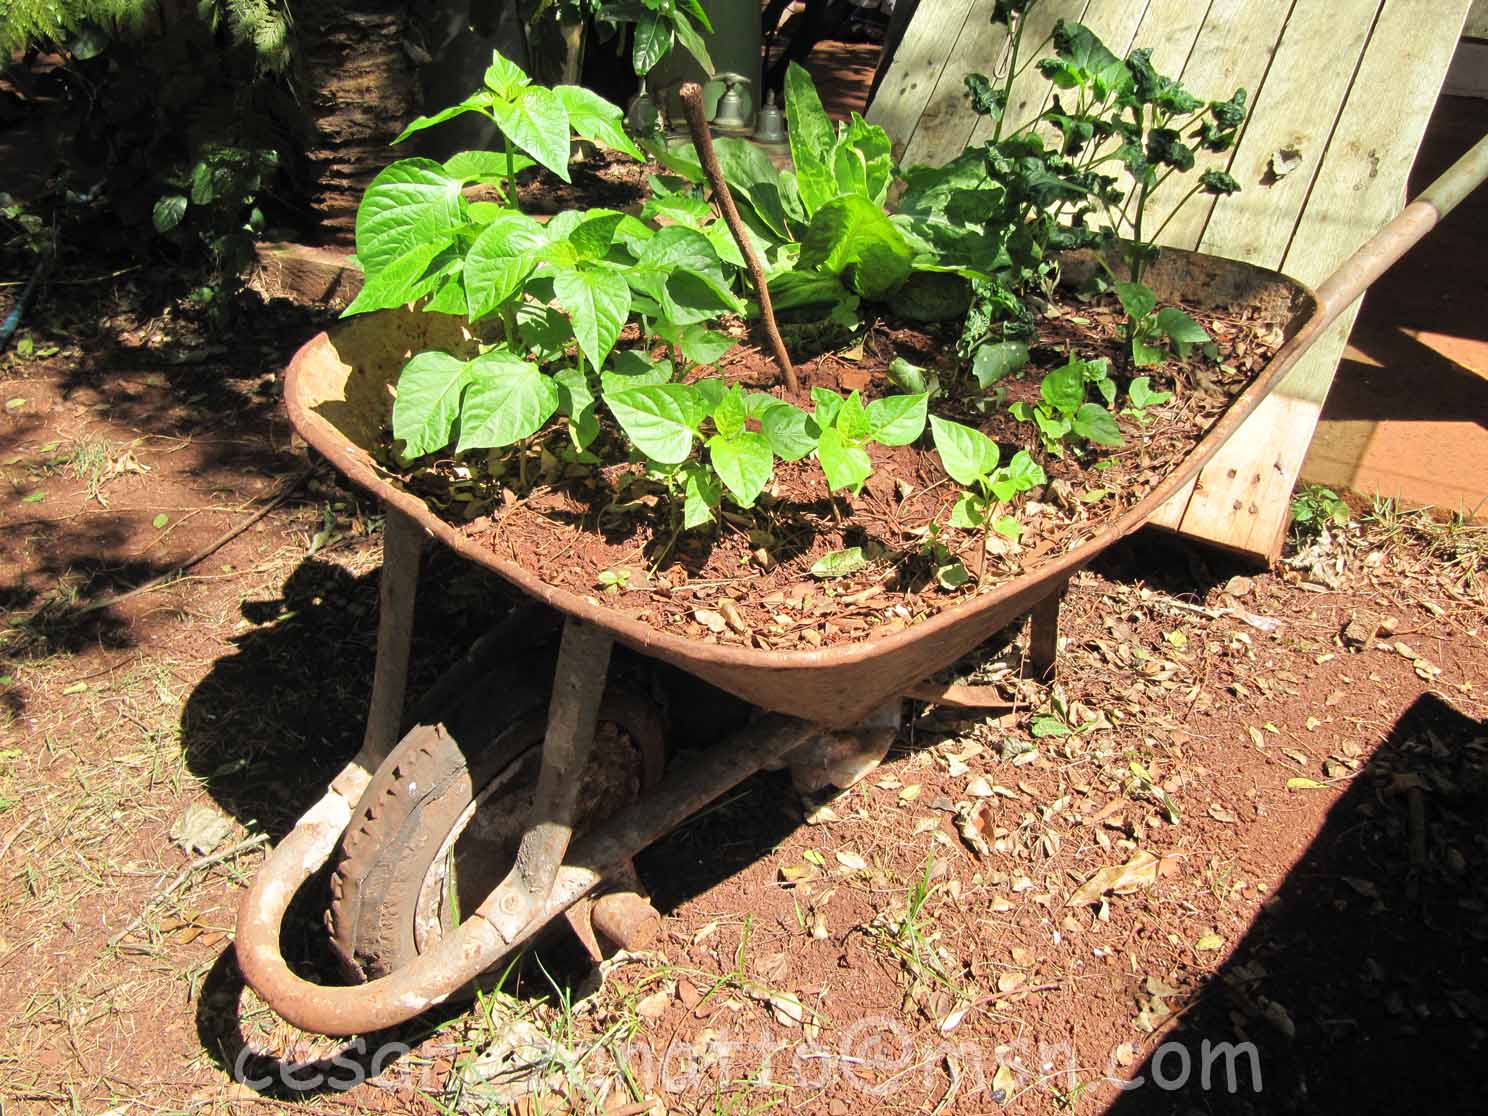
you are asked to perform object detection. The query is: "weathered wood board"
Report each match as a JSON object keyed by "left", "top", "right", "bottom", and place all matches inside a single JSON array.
[{"left": 869, "top": 0, "right": 1473, "bottom": 561}]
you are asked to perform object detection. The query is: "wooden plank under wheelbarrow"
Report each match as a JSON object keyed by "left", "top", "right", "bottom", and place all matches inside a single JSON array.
[{"left": 869, "top": 0, "right": 1474, "bottom": 562}]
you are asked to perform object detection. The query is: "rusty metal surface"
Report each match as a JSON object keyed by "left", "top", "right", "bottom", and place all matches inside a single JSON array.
[
  {"left": 283, "top": 249, "right": 1322, "bottom": 728},
  {"left": 236, "top": 712, "right": 818, "bottom": 1036},
  {"left": 486, "top": 618, "right": 614, "bottom": 940}
]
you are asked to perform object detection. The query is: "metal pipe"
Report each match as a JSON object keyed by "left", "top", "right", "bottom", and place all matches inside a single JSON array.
[
  {"left": 235, "top": 712, "right": 817, "bottom": 1036},
  {"left": 1312, "top": 131, "right": 1488, "bottom": 323},
  {"left": 486, "top": 618, "right": 614, "bottom": 940}
]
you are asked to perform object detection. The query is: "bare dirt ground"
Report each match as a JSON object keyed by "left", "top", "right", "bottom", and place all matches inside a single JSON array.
[{"left": 2, "top": 270, "right": 1486, "bottom": 1116}]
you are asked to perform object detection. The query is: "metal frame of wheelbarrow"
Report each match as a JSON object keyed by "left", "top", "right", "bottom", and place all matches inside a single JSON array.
[{"left": 237, "top": 134, "right": 1488, "bottom": 1037}]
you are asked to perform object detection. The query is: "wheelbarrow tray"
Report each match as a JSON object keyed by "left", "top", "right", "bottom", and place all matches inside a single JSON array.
[{"left": 284, "top": 246, "right": 1320, "bottom": 728}]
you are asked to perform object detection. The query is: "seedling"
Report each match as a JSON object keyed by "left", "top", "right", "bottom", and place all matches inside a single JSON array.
[
  {"left": 930, "top": 416, "right": 1046, "bottom": 554},
  {"left": 1113, "top": 280, "right": 1211, "bottom": 367},
  {"left": 1007, "top": 355, "right": 1123, "bottom": 457},
  {"left": 1121, "top": 375, "right": 1173, "bottom": 426}
]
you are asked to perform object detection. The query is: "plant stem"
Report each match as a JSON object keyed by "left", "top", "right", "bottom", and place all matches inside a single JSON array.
[
  {"left": 1148, "top": 180, "right": 1204, "bottom": 246},
  {"left": 505, "top": 138, "right": 520, "bottom": 212},
  {"left": 995, "top": 12, "right": 1029, "bottom": 142},
  {"left": 676, "top": 81, "right": 799, "bottom": 395}
]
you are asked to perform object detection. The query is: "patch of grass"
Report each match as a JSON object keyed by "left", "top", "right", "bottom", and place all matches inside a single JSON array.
[{"left": 1363, "top": 496, "right": 1488, "bottom": 596}]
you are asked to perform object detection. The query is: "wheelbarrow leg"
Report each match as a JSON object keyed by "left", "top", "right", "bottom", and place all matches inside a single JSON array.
[
  {"left": 1027, "top": 579, "right": 1066, "bottom": 681},
  {"left": 487, "top": 616, "right": 614, "bottom": 941},
  {"left": 350, "top": 507, "right": 424, "bottom": 788}
]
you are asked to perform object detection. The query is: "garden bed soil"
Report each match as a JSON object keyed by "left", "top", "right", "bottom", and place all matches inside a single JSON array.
[{"left": 388, "top": 292, "right": 1284, "bottom": 652}]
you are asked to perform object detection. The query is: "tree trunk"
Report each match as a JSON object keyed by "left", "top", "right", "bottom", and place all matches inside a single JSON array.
[{"left": 297, "top": 0, "right": 417, "bottom": 245}]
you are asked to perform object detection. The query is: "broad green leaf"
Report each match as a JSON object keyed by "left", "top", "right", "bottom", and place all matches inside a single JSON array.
[
  {"left": 816, "top": 427, "right": 872, "bottom": 493},
  {"left": 832, "top": 112, "right": 894, "bottom": 206},
  {"left": 865, "top": 392, "right": 927, "bottom": 446},
  {"left": 713, "top": 137, "right": 791, "bottom": 240},
  {"left": 834, "top": 390, "right": 870, "bottom": 440},
  {"left": 887, "top": 357, "right": 935, "bottom": 397},
  {"left": 1115, "top": 280, "right": 1156, "bottom": 321},
  {"left": 443, "top": 149, "right": 534, "bottom": 186},
  {"left": 1040, "top": 361, "right": 1087, "bottom": 417},
  {"left": 761, "top": 402, "right": 817, "bottom": 461},
  {"left": 491, "top": 86, "right": 572, "bottom": 181},
  {"left": 629, "top": 226, "right": 740, "bottom": 324},
  {"left": 353, "top": 159, "right": 464, "bottom": 290},
  {"left": 1034, "top": 411, "right": 1072, "bottom": 452},
  {"left": 693, "top": 378, "right": 727, "bottom": 413},
  {"left": 799, "top": 196, "right": 912, "bottom": 299},
  {"left": 784, "top": 62, "right": 838, "bottom": 216},
  {"left": 709, "top": 431, "right": 773, "bottom": 506},
  {"left": 680, "top": 324, "right": 736, "bottom": 366},
  {"left": 683, "top": 462, "right": 721, "bottom": 528},
  {"left": 1156, "top": 306, "right": 1209, "bottom": 355},
  {"left": 601, "top": 349, "right": 673, "bottom": 397},
  {"left": 456, "top": 350, "right": 560, "bottom": 451},
  {"left": 554, "top": 267, "right": 630, "bottom": 371},
  {"left": 606, "top": 383, "right": 700, "bottom": 464},
  {"left": 810, "top": 547, "right": 866, "bottom": 578},
  {"left": 950, "top": 491, "right": 988, "bottom": 528},
  {"left": 676, "top": 0, "right": 712, "bottom": 32},
  {"left": 554, "top": 367, "right": 599, "bottom": 450},
  {"left": 1049, "top": 19, "right": 1129, "bottom": 98},
  {"left": 425, "top": 269, "right": 468, "bottom": 315},
  {"left": 342, "top": 241, "right": 448, "bottom": 316},
  {"left": 394, "top": 93, "right": 491, "bottom": 144},
  {"left": 554, "top": 84, "right": 642, "bottom": 159},
  {"left": 937, "top": 560, "right": 970, "bottom": 589},
  {"left": 810, "top": 386, "right": 843, "bottom": 430},
  {"left": 669, "top": 8, "right": 715, "bottom": 75},
  {"left": 517, "top": 303, "right": 574, "bottom": 362},
  {"left": 989, "top": 449, "right": 1045, "bottom": 502},
  {"left": 483, "top": 52, "right": 529, "bottom": 100},
  {"left": 992, "top": 515, "right": 1023, "bottom": 541},
  {"left": 642, "top": 192, "right": 711, "bottom": 228},
  {"left": 971, "top": 341, "right": 1028, "bottom": 387},
  {"left": 569, "top": 211, "right": 626, "bottom": 261},
  {"left": 465, "top": 212, "right": 547, "bottom": 320},
  {"left": 1131, "top": 332, "right": 1165, "bottom": 368},
  {"left": 711, "top": 384, "right": 747, "bottom": 438},
  {"left": 632, "top": 12, "right": 672, "bottom": 75},
  {"left": 153, "top": 194, "right": 188, "bottom": 233},
  {"left": 1127, "top": 376, "right": 1173, "bottom": 410},
  {"left": 897, "top": 150, "right": 996, "bottom": 220},
  {"left": 930, "top": 415, "right": 999, "bottom": 487},
  {"left": 392, "top": 350, "right": 471, "bottom": 459},
  {"left": 1072, "top": 403, "right": 1123, "bottom": 447}
]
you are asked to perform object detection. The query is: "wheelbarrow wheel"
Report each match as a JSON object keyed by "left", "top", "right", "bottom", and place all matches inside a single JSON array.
[{"left": 326, "top": 665, "right": 665, "bottom": 984}]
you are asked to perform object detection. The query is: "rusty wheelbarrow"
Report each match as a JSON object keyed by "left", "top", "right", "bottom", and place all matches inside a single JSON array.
[{"left": 236, "top": 135, "right": 1488, "bottom": 1037}]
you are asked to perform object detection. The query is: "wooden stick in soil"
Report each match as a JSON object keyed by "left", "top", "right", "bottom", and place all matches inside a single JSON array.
[{"left": 676, "top": 81, "right": 799, "bottom": 395}]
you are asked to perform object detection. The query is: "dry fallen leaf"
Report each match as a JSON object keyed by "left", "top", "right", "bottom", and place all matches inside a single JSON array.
[{"left": 1066, "top": 849, "right": 1180, "bottom": 907}]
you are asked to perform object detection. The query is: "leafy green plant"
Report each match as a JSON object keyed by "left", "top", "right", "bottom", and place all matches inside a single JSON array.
[
  {"left": 151, "top": 143, "right": 279, "bottom": 274},
  {"left": 1290, "top": 484, "right": 1350, "bottom": 537},
  {"left": 898, "top": 4, "right": 1248, "bottom": 359},
  {"left": 1112, "top": 280, "right": 1211, "bottom": 367},
  {"left": 1121, "top": 375, "right": 1173, "bottom": 427},
  {"left": 929, "top": 416, "right": 1046, "bottom": 545},
  {"left": 803, "top": 387, "right": 928, "bottom": 494},
  {"left": 1007, "top": 355, "right": 1122, "bottom": 457},
  {"left": 595, "top": 0, "right": 717, "bottom": 77}
]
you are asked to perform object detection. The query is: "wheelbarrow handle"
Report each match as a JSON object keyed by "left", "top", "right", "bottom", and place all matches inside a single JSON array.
[
  {"left": 1313, "top": 131, "right": 1488, "bottom": 323},
  {"left": 235, "top": 712, "right": 818, "bottom": 1036}
]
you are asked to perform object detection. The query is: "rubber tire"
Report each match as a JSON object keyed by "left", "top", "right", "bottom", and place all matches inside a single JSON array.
[{"left": 326, "top": 663, "right": 659, "bottom": 983}]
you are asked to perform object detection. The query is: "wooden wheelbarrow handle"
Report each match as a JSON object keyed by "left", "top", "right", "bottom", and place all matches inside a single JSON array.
[{"left": 1313, "top": 131, "right": 1488, "bottom": 322}]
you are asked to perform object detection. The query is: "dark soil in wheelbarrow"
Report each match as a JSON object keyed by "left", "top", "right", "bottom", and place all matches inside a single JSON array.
[{"left": 390, "top": 296, "right": 1283, "bottom": 651}]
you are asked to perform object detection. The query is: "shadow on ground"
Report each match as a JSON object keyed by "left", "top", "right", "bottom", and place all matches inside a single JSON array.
[
  {"left": 180, "top": 534, "right": 802, "bottom": 1097},
  {"left": 1103, "top": 691, "right": 1488, "bottom": 1114}
]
